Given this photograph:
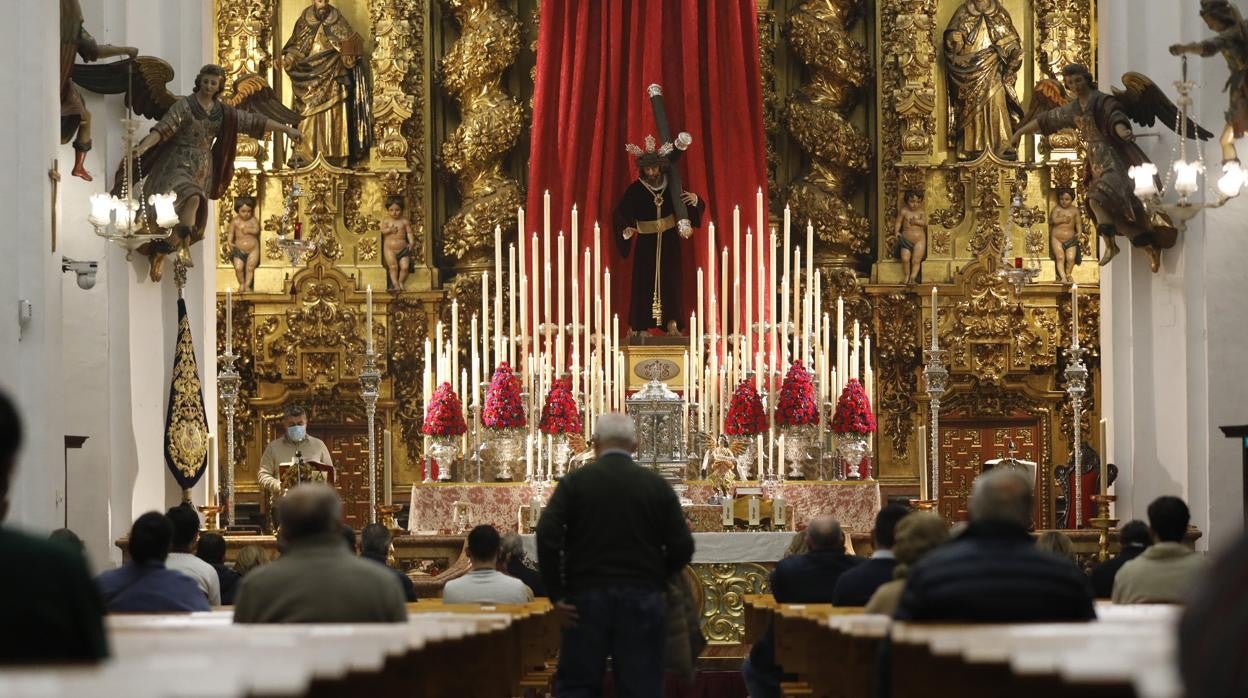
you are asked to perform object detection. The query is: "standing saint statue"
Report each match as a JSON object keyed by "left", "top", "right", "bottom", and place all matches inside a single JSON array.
[
  {"left": 943, "top": 0, "right": 1024, "bottom": 160},
  {"left": 613, "top": 135, "right": 706, "bottom": 334},
  {"left": 282, "top": 0, "right": 372, "bottom": 167},
  {"left": 60, "top": 0, "right": 138, "bottom": 182}
]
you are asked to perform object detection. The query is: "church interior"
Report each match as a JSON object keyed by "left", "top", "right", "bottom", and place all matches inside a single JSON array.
[{"left": 1, "top": 0, "right": 1247, "bottom": 694}]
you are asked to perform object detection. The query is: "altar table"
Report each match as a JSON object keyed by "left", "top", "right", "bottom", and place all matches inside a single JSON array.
[{"left": 407, "top": 480, "right": 882, "bottom": 535}]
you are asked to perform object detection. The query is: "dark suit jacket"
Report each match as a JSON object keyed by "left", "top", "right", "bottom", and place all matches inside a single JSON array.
[
  {"left": 96, "top": 561, "right": 212, "bottom": 614},
  {"left": 507, "top": 557, "right": 547, "bottom": 598},
  {"left": 832, "top": 555, "right": 898, "bottom": 607},
  {"left": 1089, "top": 544, "right": 1147, "bottom": 599},
  {"left": 0, "top": 527, "right": 108, "bottom": 663},
  {"left": 212, "top": 563, "right": 242, "bottom": 605},
  {"left": 749, "top": 549, "right": 863, "bottom": 674},
  {"left": 363, "top": 553, "right": 417, "bottom": 602},
  {"left": 895, "top": 521, "right": 1095, "bottom": 622}
]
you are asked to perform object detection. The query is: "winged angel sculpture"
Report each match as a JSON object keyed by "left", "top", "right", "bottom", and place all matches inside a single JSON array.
[
  {"left": 1170, "top": 0, "right": 1248, "bottom": 167},
  {"left": 73, "top": 59, "right": 302, "bottom": 281},
  {"left": 1012, "top": 64, "right": 1211, "bottom": 273}
]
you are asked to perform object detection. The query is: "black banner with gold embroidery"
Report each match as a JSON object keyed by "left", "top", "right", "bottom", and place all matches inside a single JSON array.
[{"left": 165, "top": 298, "right": 209, "bottom": 489}]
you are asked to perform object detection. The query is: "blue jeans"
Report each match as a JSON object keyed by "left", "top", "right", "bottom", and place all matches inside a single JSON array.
[{"left": 555, "top": 586, "right": 666, "bottom": 698}]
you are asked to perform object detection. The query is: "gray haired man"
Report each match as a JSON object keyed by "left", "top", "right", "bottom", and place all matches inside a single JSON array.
[
  {"left": 536, "top": 413, "right": 695, "bottom": 697},
  {"left": 258, "top": 405, "right": 334, "bottom": 495}
]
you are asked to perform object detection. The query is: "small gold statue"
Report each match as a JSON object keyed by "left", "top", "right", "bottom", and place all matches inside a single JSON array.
[
  {"left": 701, "top": 435, "right": 749, "bottom": 498},
  {"left": 1169, "top": 0, "right": 1248, "bottom": 165},
  {"left": 891, "top": 190, "right": 927, "bottom": 285},
  {"left": 381, "top": 196, "right": 415, "bottom": 292},
  {"left": 1048, "top": 188, "right": 1083, "bottom": 284},
  {"left": 228, "top": 197, "right": 260, "bottom": 291}
]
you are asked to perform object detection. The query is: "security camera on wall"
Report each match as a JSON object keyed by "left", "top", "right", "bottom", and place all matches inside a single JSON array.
[{"left": 61, "top": 257, "right": 98, "bottom": 290}]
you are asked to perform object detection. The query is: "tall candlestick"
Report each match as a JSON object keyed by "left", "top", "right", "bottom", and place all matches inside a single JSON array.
[
  {"left": 918, "top": 426, "right": 929, "bottom": 501},
  {"left": 1099, "top": 417, "right": 1109, "bottom": 495},
  {"left": 1071, "top": 282, "right": 1080, "bottom": 348},
  {"left": 365, "top": 285, "right": 374, "bottom": 353},
  {"left": 225, "top": 289, "right": 233, "bottom": 355}
]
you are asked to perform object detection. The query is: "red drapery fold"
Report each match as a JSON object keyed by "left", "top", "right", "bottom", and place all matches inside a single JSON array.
[{"left": 527, "top": 0, "right": 768, "bottom": 335}]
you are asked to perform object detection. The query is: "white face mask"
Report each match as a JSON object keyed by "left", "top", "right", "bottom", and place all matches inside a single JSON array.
[{"left": 286, "top": 424, "right": 307, "bottom": 442}]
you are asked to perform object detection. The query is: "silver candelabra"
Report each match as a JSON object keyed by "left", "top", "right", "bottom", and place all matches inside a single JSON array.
[
  {"left": 217, "top": 348, "right": 241, "bottom": 528},
  {"left": 1064, "top": 343, "right": 1089, "bottom": 528},
  {"left": 923, "top": 346, "right": 949, "bottom": 502},
  {"left": 360, "top": 346, "right": 381, "bottom": 524}
]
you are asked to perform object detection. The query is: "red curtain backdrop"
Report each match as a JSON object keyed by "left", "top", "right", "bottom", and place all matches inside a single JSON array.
[{"left": 526, "top": 0, "right": 768, "bottom": 334}]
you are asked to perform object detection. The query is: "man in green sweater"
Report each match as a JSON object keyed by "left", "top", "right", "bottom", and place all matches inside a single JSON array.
[
  {"left": 537, "top": 413, "right": 695, "bottom": 697},
  {"left": 0, "top": 389, "right": 108, "bottom": 663}
]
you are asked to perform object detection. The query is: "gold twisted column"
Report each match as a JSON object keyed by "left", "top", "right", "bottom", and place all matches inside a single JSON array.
[
  {"left": 437, "top": 0, "right": 524, "bottom": 270},
  {"left": 785, "top": 0, "right": 872, "bottom": 263}
]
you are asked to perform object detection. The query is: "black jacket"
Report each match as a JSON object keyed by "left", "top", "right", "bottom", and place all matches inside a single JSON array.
[
  {"left": 506, "top": 557, "right": 547, "bottom": 598},
  {"left": 1089, "top": 543, "right": 1148, "bottom": 599},
  {"left": 749, "top": 549, "right": 863, "bottom": 674},
  {"left": 536, "top": 452, "right": 694, "bottom": 601},
  {"left": 362, "top": 553, "right": 417, "bottom": 602},
  {"left": 212, "top": 563, "right": 242, "bottom": 605},
  {"left": 895, "top": 521, "right": 1095, "bottom": 622},
  {"left": 831, "top": 556, "right": 898, "bottom": 607}
]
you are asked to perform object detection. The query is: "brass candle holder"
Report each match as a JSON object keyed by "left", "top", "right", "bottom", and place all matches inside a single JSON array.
[
  {"left": 1088, "top": 494, "right": 1118, "bottom": 562},
  {"left": 197, "top": 504, "right": 223, "bottom": 534},
  {"left": 376, "top": 504, "right": 403, "bottom": 535},
  {"left": 909, "top": 499, "right": 938, "bottom": 512}
]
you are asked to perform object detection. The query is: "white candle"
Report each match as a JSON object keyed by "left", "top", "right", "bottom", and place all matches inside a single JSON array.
[
  {"left": 918, "top": 425, "right": 929, "bottom": 501},
  {"left": 805, "top": 219, "right": 814, "bottom": 304},
  {"left": 852, "top": 319, "right": 860, "bottom": 382},
  {"left": 733, "top": 206, "right": 741, "bottom": 338},
  {"left": 793, "top": 247, "right": 802, "bottom": 359},
  {"left": 366, "top": 285, "right": 374, "bottom": 353},
  {"left": 451, "top": 299, "right": 459, "bottom": 394},
  {"left": 837, "top": 295, "right": 845, "bottom": 396},
  {"left": 383, "top": 429, "right": 393, "bottom": 505},
  {"left": 745, "top": 229, "right": 753, "bottom": 358},
  {"left": 583, "top": 249, "right": 591, "bottom": 386},
  {"left": 206, "top": 434, "right": 216, "bottom": 505},
  {"left": 481, "top": 271, "right": 490, "bottom": 372},
  {"left": 225, "top": 289, "right": 233, "bottom": 355},
  {"left": 510, "top": 244, "right": 519, "bottom": 367},
  {"left": 494, "top": 226, "right": 503, "bottom": 357},
  {"left": 769, "top": 227, "right": 778, "bottom": 375},
  {"left": 593, "top": 223, "right": 602, "bottom": 332},
  {"left": 931, "top": 286, "right": 938, "bottom": 350},
  {"left": 755, "top": 188, "right": 764, "bottom": 253},
  {"left": 557, "top": 231, "right": 566, "bottom": 370},
  {"left": 531, "top": 234, "right": 541, "bottom": 354},
  {"left": 721, "top": 247, "right": 729, "bottom": 361},
  {"left": 1099, "top": 417, "right": 1109, "bottom": 495},
  {"left": 471, "top": 314, "right": 480, "bottom": 406},
  {"left": 1071, "top": 282, "right": 1079, "bottom": 348},
  {"left": 543, "top": 189, "right": 551, "bottom": 251}
]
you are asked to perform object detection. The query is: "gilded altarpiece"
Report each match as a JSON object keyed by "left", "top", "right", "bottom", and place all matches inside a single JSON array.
[{"left": 868, "top": 0, "right": 1101, "bottom": 526}]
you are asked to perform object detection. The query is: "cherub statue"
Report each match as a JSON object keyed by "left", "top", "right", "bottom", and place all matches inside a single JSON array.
[
  {"left": 75, "top": 60, "right": 303, "bottom": 281},
  {"left": 1048, "top": 188, "right": 1083, "bottom": 283},
  {"left": 381, "top": 195, "right": 415, "bottom": 291},
  {"left": 228, "top": 196, "right": 260, "bottom": 290},
  {"left": 1012, "top": 64, "right": 1212, "bottom": 272},
  {"left": 891, "top": 190, "right": 927, "bottom": 285},
  {"left": 701, "top": 435, "right": 745, "bottom": 499},
  {"left": 1169, "top": 0, "right": 1248, "bottom": 166}
]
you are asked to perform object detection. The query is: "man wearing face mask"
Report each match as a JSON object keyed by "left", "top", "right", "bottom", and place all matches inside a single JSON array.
[{"left": 258, "top": 405, "right": 334, "bottom": 497}]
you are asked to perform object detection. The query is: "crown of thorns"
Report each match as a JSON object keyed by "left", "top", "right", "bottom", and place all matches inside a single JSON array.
[{"left": 625, "top": 134, "right": 674, "bottom": 168}]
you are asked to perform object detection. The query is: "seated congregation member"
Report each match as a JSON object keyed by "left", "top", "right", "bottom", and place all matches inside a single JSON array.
[
  {"left": 1113, "top": 496, "right": 1206, "bottom": 604},
  {"left": 443, "top": 525, "right": 533, "bottom": 604},
  {"left": 895, "top": 469, "right": 1095, "bottom": 622},
  {"left": 96, "top": 512, "right": 211, "bottom": 613},
  {"left": 234, "top": 484, "right": 406, "bottom": 623},
  {"left": 233, "top": 544, "right": 270, "bottom": 577},
  {"left": 1089, "top": 519, "right": 1151, "bottom": 599},
  {"left": 165, "top": 503, "right": 221, "bottom": 606},
  {"left": 536, "top": 413, "right": 695, "bottom": 698},
  {"left": 360, "top": 523, "right": 416, "bottom": 602},
  {"left": 832, "top": 503, "right": 910, "bottom": 606},
  {"left": 1036, "top": 530, "right": 1078, "bottom": 565},
  {"left": 501, "top": 531, "right": 546, "bottom": 597},
  {"left": 742, "top": 517, "right": 861, "bottom": 698},
  {"left": 865, "top": 511, "right": 949, "bottom": 616},
  {"left": 1178, "top": 531, "right": 1248, "bottom": 697},
  {"left": 0, "top": 389, "right": 108, "bottom": 663},
  {"left": 196, "top": 533, "right": 241, "bottom": 605}
]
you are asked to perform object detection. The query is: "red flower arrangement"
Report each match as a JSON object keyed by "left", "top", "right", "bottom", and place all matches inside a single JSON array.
[
  {"left": 421, "top": 382, "right": 466, "bottom": 437},
  {"left": 539, "top": 377, "right": 583, "bottom": 435},
  {"left": 422, "top": 382, "right": 468, "bottom": 436},
  {"left": 483, "top": 362, "right": 526, "bottom": 429},
  {"left": 725, "top": 379, "right": 768, "bottom": 436},
  {"left": 775, "top": 361, "right": 820, "bottom": 427},
  {"left": 830, "top": 378, "right": 877, "bottom": 435}
]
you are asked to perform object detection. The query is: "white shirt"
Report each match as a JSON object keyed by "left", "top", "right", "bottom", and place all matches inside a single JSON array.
[
  {"left": 442, "top": 569, "right": 533, "bottom": 605},
  {"left": 165, "top": 552, "right": 222, "bottom": 606},
  {"left": 258, "top": 435, "right": 334, "bottom": 492}
]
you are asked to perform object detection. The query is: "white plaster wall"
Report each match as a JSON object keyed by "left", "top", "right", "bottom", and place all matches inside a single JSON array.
[
  {"left": 0, "top": 1, "right": 64, "bottom": 534},
  {"left": 55, "top": 0, "right": 215, "bottom": 569},
  {"left": 1100, "top": 0, "right": 1248, "bottom": 552}
]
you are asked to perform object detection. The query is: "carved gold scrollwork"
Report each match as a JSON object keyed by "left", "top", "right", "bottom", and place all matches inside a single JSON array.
[
  {"left": 884, "top": 0, "right": 938, "bottom": 158},
  {"left": 370, "top": 0, "right": 418, "bottom": 164},
  {"left": 693, "top": 562, "right": 771, "bottom": 645},
  {"left": 437, "top": 0, "right": 524, "bottom": 266},
  {"left": 876, "top": 293, "right": 922, "bottom": 457},
  {"left": 1036, "top": 0, "right": 1093, "bottom": 81},
  {"left": 785, "top": 0, "right": 872, "bottom": 258},
  {"left": 390, "top": 297, "right": 430, "bottom": 454},
  {"left": 757, "top": 8, "right": 781, "bottom": 207}
]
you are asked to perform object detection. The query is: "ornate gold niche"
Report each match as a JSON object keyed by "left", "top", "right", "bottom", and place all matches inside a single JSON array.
[{"left": 865, "top": 0, "right": 1101, "bottom": 525}]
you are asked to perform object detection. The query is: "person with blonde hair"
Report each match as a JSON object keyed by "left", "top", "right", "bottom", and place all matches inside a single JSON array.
[
  {"left": 233, "top": 545, "right": 270, "bottom": 577},
  {"left": 865, "top": 511, "right": 949, "bottom": 615},
  {"left": 1036, "top": 530, "right": 1078, "bottom": 565}
]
